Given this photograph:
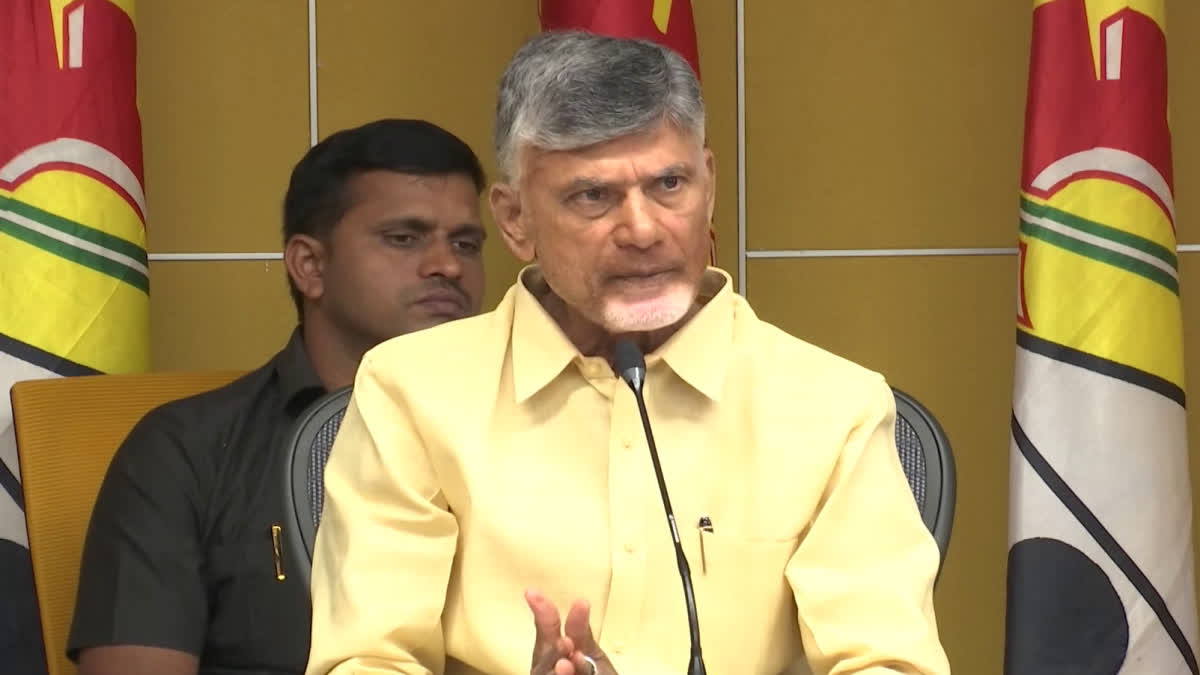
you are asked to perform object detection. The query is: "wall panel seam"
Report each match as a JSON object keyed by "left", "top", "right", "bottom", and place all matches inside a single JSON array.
[{"left": 146, "top": 245, "right": 1200, "bottom": 263}]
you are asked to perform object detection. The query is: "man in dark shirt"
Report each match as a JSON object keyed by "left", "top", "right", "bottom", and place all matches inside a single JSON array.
[{"left": 66, "top": 119, "right": 488, "bottom": 675}]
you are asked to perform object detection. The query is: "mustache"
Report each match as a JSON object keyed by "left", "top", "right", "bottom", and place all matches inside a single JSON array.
[
  {"left": 410, "top": 278, "right": 469, "bottom": 302},
  {"left": 607, "top": 264, "right": 680, "bottom": 279}
]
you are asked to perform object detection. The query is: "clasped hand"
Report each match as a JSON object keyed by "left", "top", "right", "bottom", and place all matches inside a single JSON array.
[{"left": 526, "top": 589, "right": 619, "bottom": 675}]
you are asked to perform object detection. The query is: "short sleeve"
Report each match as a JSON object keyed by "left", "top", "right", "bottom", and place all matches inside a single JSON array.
[
  {"left": 66, "top": 408, "right": 208, "bottom": 661},
  {"left": 785, "top": 375, "right": 950, "bottom": 674}
]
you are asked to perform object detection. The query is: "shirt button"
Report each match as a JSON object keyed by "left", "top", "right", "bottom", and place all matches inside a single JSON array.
[
  {"left": 621, "top": 438, "right": 632, "bottom": 449},
  {"left": 624, "top": 542, "right": 636, "bottom": 553}
]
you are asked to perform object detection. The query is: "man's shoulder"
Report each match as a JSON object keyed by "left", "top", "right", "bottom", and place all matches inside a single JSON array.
[
  {"left": 363, "top": 308, "right": 508, "bottom": 373},
  {"left": 146, "top": 361, "right": 275, "bottom": 423},
  {"left": 736, "top": 303, "right": 885, "bottom": 393},
  {"left": 122, "top": 358, "right": 279, "bottom": 451},
  {"left": 729, "top": 308, "right": 895, "bottom": 444},
  {"left": 353, "top": 310, "right": 514, "bottom": 423}
]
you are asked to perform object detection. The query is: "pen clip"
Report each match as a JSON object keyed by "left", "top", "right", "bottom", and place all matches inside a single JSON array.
[
  {"left": 271, "top": 524, "right": 286, "bottom": 581},
  {"left": 697, "top": 516, "right": 713, "bottom": 574}
]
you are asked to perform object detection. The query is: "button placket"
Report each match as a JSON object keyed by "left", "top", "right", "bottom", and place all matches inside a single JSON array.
[{"left": 597, "top": 382, "right": 648, "bottom": 657}]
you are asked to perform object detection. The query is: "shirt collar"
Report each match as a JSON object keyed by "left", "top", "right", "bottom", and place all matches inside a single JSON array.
[
  {"left": 510, "top": 266, "right": 736, "bottom": 403},
  {"left": 652, "top": 268, "right": 734, "bottom": 402},
  {"left": 511, "top": 268, "right": 584, "bottom": 404},
  {"left": 274, "top": 327, "right": 326, "bottom": 416}
]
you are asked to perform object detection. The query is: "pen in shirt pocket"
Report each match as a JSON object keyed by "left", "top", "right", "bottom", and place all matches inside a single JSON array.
[
  {"left": 271, "top": 524, "right": 286, "bottom": 581},
  {"left": 697, "top": 516, "right": 713, "bottom": 574}
]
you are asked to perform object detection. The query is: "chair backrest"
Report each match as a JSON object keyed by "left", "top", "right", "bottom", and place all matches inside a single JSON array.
[
  {"left": 9, "top": 370, "right": 243, "bottom": 675},
  {"left": 282, "top": 386, "right": 352, "bottom": 588},
  {"left": 891, "top": 387, "right": 956, "bottom": 568}
]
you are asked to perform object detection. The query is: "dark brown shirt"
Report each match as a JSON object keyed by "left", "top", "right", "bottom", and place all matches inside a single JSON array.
[{"left": 68, "top": 330, "right": 324, "bottom": 675}]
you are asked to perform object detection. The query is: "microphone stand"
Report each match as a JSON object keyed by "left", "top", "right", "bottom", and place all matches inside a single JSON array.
[
  {"left": 631, "top": 385, "right": 707, "bottom": 675},
  {"left": 615, "top": 338, "right": 706, "bottom": 675}
]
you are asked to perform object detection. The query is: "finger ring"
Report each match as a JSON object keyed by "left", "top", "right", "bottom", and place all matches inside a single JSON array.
[{"left": 580, "top": 654, "right": 598, "bottom": 675}]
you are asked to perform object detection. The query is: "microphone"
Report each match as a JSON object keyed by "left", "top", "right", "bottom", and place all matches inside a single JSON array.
[{"left": 614, "top": 338, "right": 706, "bottom": 675}]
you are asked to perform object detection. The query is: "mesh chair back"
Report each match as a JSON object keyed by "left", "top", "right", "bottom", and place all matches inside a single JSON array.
[
  {"left": 282, "top": 386, "right": 351, "bottom": 587},
  {"left": 306, "top": 405, "right": 348, "bottom": 529},
  {"left": 891, "top": 387, "right": 956, "bottom": 567},
  {"left": 895, "top": 412, "right": 929, "bottom": 515}
]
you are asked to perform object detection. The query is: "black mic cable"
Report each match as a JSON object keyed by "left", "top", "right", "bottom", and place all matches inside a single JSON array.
[{"left": 613, "top": 338, "right": 706, "bottom": 675}]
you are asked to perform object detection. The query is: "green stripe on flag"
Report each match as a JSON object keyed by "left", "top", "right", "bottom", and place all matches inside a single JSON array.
[
  {"left": 0, "top": 194, "right": 148, "bottom": 266},
  {"left": 0, "top": 214, "right": 150, "bottom": 293},
  {"left": 1020, "top": 196, "right": 1178, "bottom": 270},
  {"left": 1019, "top": 219, "right": 1178, "bottom": 296}
]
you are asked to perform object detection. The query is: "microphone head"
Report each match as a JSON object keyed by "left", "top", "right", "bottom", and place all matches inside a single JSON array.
[{"left": 614, "top": 338, "right": 646, "bottom": 392}]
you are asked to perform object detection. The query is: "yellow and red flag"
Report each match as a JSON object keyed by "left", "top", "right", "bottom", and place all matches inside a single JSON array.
[
  {"left": 0, "top": 0, "right": 148, "bottom": 666},
  {"left": 1005, "top": 1, "right": 1198, "bottom": 672},
  {"left": 540, "top": 0, "right": 700, "bottom": 77},
  {"left": 538, "top": 0, "right": 716, "bottom": 264}
]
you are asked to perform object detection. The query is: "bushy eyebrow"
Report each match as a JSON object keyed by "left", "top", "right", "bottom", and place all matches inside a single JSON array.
[{"left": 560, "top": 162, "right": 695, "bottom": 193}]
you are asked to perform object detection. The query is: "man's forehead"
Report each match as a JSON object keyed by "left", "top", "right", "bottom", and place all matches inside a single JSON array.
[
  {"left": 524, "top": 133, "right": 700, "bottom": 185},
  {"left": 345, "top": 171, "right": 478, "bottom": 209},
  {"left": 341, "top": 172, "right": 480, "bottom": 222},
  {"left": 350, "top": 169, "right": 471, "bottom": 196}
]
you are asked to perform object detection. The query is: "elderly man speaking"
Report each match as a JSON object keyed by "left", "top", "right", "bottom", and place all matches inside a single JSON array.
[{"left": 305, "top": 31, "right": 951, "bottom": 675}]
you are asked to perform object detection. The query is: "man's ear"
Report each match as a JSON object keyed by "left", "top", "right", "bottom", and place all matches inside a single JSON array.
[
  {"left": 702, "top": 145, "right": 716, "bottom": 224},
  {"left": 489, "top": 182, "right": 536, "bottom": 263},
  {"left": 283, "top": 234, "right": 328, "bottom": 306}
]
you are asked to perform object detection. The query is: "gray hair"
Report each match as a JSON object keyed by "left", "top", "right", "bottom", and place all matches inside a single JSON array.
[{"left": 494, "top": 30, "right": 705, "bottom": 181}]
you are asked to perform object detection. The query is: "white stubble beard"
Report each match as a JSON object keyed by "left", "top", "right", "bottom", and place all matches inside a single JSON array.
[{"left": 599, "top": 281, "right": 695, "bottom": 332}]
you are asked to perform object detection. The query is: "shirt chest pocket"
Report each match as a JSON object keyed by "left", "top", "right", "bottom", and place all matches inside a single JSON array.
[
  {"left": 204, "top": 535, "right": 308, "bottom": 665},
  {"left": 683, "top": 530, "right": 804, "bottom": 674}
]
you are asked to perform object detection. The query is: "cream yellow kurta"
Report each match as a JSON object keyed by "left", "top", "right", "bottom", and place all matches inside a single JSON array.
[{"left": 306, "top": 268, "right": 950, "bottom": 675}]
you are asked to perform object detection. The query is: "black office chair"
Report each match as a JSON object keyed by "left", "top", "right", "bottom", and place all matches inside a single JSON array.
[
  {"left": 891, "top": 387, "right": 956, "bottom": 569},
  {"left": 281, "top": 386, "right": 352, "bottom": 588}
]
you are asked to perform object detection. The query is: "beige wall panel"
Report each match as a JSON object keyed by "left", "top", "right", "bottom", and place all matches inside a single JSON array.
[
  {"left": 315, "top": 2, "right": 538, "bottom": 311},
  {"left": 138, "top": 1, "right": 310, "bottom": 253},
  {"left": 742, "top": 0, "right": 1200, "bottom": 251},
  {"left": 691, "top": 1, "right": 739, "bottom": 289},
  {"left": 150, "top": 261, "right": 295, "bottom": 372},
  {"left": 744, "top": 2, "right": 1030, "bottom": 251},
  {"left": 1179, "top": 253, "right": 1200, "bottom": 629},
  {"left": 747, "top": 255, "right": 1016, "bottom": 672},
  {"left": 1170, "top": 0, "right": 1200, "bottom": 244}
]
